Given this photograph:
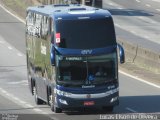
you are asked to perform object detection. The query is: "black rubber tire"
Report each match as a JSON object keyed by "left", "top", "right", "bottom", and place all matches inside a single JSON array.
[
  {"left": 49, "top": 93, "right": 62, "bottom": 113},
  {"left": 54, "top": 106, "right": 62, "bottom": 113}
]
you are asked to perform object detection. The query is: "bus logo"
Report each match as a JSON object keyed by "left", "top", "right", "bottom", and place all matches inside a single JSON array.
[{"left": 81, "top": 50, "right": 92, "bottom": 55}]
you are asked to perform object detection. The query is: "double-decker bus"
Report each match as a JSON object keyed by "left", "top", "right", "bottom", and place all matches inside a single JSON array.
[{"left": 26, "top": 4, "right": 125, "bottom": 113}]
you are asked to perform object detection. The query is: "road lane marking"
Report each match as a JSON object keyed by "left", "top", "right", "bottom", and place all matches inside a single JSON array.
[
  {"left": 33, "top": 108, "right": 42, "bottom": 112},
  {"left": 152, "top": 0, "right": 160, "bottom": 3},
  {"left": 136, "top": 0, "right": 141, "bottom": 2},
  {"left": 144, "top": 36, "right": 150, "bottom": 39},
  {"left": 118, "top": 7, "right": 123, "bottom": 10},
  {"left": 1, "top": 89, "right": 7, "bottom": 94},
  {"left": 8, "top": 46, "right": 13, "bottom": 50},
  {"left": 5, "top": 93, "right": 10, "bottom": 96},
  {"left": 119, "top": 70, "right": 160, "bottom": 89},
  {"left": 0, "top": 4, "right": 25, "bottom": 24},
  {"left": 115, "top": 23, "right": 121, "bottom": 27},
  {"left": 156, "top": 9, "right": 160, "bottom": 12},
  {"left": 145, "top": 4, "right": 151, "bottom": 7},
  {"left": 17, "top": 53, "right": 23, "bottom": 57},
  {"left": 109, "top": 3, "right": 114, "bottom": 6},
  {"left": 25, "top": 104, "right": 34, "bottom": 108},
  {"left": 0, "top": 40, "right": 5, "bottom": 44},
  {"left": 126, "top": 107, "right": 137, "bottom": 113},
  {"left": 7, "top": 80, "right": 27, "bottom": 85},
  {"left": 130, "top": 30, "right": 136, "bottom": 34},
  {"left": 12, "top": 96, "right": 21, "bottom": 101},
  {"left": 138, "top": 16, "right": 156, "bottom": 24},
  {"left": 19, "top": 100, "right": 27, "bottom": 104},
  {"left": 0, "top": 87, "right": 59, "bottom": 120}
]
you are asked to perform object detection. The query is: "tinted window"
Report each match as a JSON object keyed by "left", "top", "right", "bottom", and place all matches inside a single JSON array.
[{"left": 55, "top": 18, "right": 116, "bottom": 49}]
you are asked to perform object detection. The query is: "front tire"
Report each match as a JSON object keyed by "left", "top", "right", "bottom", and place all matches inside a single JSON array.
[{"left": 48, "top": 91, "right": 62, "bottom": 113}]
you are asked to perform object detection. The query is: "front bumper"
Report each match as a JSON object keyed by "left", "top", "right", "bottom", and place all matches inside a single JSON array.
[{"left": 55, "top": 91, "right": 119, "bottom": 109}]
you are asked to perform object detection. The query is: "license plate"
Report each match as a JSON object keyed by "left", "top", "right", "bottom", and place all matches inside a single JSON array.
[{"left": 84, "top": 101, "right": 95, "bottom": 106}]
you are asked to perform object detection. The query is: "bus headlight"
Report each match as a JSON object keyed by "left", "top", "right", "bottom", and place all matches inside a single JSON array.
[
  {"left": 56, "top": 89, "right": 72, "bottom": 97},
  {"left": 59, "top": 99, "right": 68, "bottom": 105},
  {"left": 110, "top": 96, "right": 118, "bottom": 103}
]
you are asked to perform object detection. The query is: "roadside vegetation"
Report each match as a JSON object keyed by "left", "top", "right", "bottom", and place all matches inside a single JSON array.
[{"left": 0, "top": 0, "right": 40, "bottom": 18}]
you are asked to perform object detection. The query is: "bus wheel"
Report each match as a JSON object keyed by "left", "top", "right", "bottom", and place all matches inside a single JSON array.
[
  {"left": 49, "top": 95, "right": 62, "bottom": 113},
  {"left": 54, "top": 106, "right": 62, "bottom": 113},
  {"left": 102, "top": 106, "right": 114, "bottom": 112},
  {"left": 33, "top": 86, "right": 44, "bottom": 105}
]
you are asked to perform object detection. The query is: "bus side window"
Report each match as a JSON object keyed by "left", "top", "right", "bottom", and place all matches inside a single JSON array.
[
  {"left": 49, "top": 18, "right": 54, "bottom": 43},
  {"left": 41, "top": 16, "right": 49, "bottom": 40},
  {"left": 34, "top": 13, "right": 42, "bottom": 38},
  {"left": 26, "top": 12, "right": 34, "bottom": 35}
]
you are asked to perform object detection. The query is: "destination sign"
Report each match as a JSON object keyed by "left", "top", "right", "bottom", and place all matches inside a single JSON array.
[{"left": 65, "top": 57, "right": 82, "bottom": 61}]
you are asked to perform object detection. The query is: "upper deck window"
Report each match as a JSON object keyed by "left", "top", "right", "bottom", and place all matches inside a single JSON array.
[{"left": 55, "top": 18, "right": 116, "bottom": 49}]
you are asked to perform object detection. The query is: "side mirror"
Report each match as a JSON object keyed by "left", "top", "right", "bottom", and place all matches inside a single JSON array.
[
  {"left": 50, "top": 45, "right": 55, "bottom": 65},
  {"left": 117, "top": 44, "right": 125, "bottom": 64}
]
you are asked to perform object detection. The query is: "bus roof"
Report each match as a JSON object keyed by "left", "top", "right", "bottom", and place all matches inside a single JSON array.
[{"left": 27, "top": 4, "right": 112, "bottom": 20}]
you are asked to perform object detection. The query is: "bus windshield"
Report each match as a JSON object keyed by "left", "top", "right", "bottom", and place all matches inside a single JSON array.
[
  {"left": 55, "top": 18, "right": 116, "bottom": 49},
  {"left": 56, "top": 53, "right": 117, "bottom": 87}
]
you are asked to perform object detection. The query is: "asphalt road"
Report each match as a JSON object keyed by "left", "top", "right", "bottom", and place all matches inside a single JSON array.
[
  {"left": 103, "top": 0, "right": 160, "bottom": 53},
  {"left": 0, "top": 1, "right": 160, "bottom": 120}
]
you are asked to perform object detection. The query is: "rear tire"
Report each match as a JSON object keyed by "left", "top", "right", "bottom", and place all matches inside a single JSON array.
[{"left": 33, "top": 86, "right": 44, "bottom": 105}]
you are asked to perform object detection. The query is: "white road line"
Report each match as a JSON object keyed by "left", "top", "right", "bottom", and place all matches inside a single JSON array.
[
  {"left": 109, "top": 3, "right": 114, "bottom": 6},
  {"left": 17, "top": 53, "right": 23, "bottom": 57},
  {"left": 0, "top": 40, "right": 5, "bottom": 44},
  {"left": 136, "top": 0, "right": 141, "bottom": 3},
  {"left": 1, "top": 90, "right": 7, "bottom": 94},
  {"left": 41, "top": 111, "right": 48, "bottom": 114},
  {"left": 145, "top": 4, "right": 151, "bottom": 7},
  {"left": 115, "top": 23, "right": 121, "bottom": 27},
  {"left": 5, "top": 93, "right": 10, "bottom": 96},
  {"left": 119, "top": 70, "right": 160, "bottom": 89},
  {"left": 126, "top": 107, "right": 137, "bottom": 113},
  {"left": 33, "top": 108, "right": 42, "bottom": 112},
  {"left": 19, "top": 100, "right": 27, "bottom": 104},
  {"left": 152, "top": 0, "right": 160, "bottom": 3},
  {"left": 156, "top": 9, "right": 160, "bottom": 12},
  {"left": 8, "top": 46, "right": 13, "bottom": 50},
  {"left": 118, "top": 7, "right": 123, "bottom": 10},
  {"left": 25, "top": 104, "right": 34, "bottom": 108},
  {"left": 144, "top": 36, "right": 150, "bottom": 39},
  {"left": 130, "top": 30, "right": 136, "bottom": 34},
  {"left": 0, "top": 4, "right": 25, "bottom": 24},
  {"left": 12, "top": 96, "right": 21, "bottom": 101}
]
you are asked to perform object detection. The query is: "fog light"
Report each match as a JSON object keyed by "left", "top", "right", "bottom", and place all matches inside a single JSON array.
[
  {"left": 59, "top": 99, "right": 68, "bottom": 105},
  {"left": 110, "top": 97, "right": 118, "bottom": 103}
]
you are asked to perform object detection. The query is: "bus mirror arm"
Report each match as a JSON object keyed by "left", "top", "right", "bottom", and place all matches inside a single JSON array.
[
  {"left": 50, "top": 45, "right": 55, "bottom": 65},
  {"left": 117, "top": 44, "right": 125, "bottom": 64}
]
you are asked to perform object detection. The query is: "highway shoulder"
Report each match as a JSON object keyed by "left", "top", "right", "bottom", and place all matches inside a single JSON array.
[{"left": 119, "top": 62, "right": 160, "bottom": 87}]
